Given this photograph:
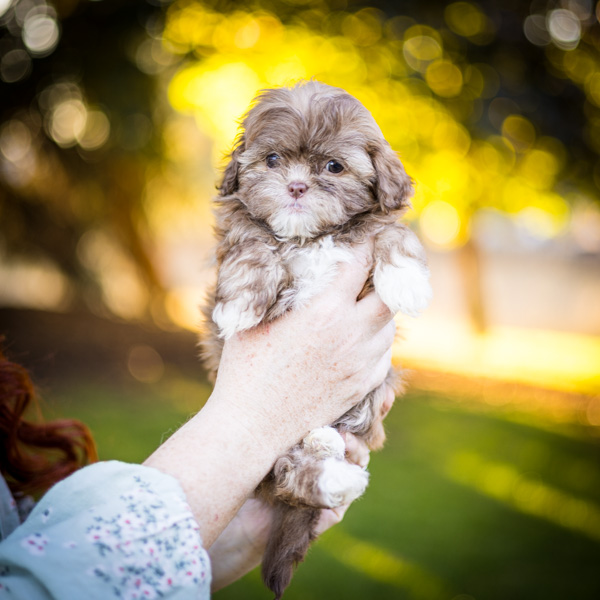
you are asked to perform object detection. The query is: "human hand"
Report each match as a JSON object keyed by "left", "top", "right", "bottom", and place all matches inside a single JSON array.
[{"left": 212, "top": 238, "right": 396, "bottom": 454}]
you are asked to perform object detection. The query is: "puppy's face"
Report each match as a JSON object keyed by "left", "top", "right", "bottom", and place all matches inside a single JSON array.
[
  {"left": 236, "top": 126, "right": 376, "bottom": 240},
  {"left": 220, "top": 82, "right": 413, "bottom": 241}
]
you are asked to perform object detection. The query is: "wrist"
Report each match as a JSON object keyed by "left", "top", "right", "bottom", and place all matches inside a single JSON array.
[{"left": 209, "top": 373, "right": 309, "bottom": 459}]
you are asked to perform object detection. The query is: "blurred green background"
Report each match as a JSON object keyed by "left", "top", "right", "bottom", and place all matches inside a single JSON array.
[{"left": 1, "top": 0, "right": 600, "bottom": 598}]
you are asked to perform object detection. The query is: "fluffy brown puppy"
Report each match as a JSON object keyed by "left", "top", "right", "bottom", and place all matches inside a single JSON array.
[{"left": 200, "top": 80, "right": 431, "bottom": 598}]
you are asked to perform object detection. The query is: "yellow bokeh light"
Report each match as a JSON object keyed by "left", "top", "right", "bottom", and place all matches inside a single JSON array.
[
  {"left": 402, "top": 34, "right": 442, "bottom": 73},
  {"left": 253, "top": 15, "right": 284, "bottom": 49},
  {"left": 168, "top": 60, "right": 261, "bottom": 153},
  {"left": 419, "top": 199, "right": 462, "bottom": 247},
  {"left": 463, "top": 64, "right": 485, "bottom": 98},
  {"left": 233, "top": 17, "right": 261, "bottom": 49},
  {"left": 341, "top": 9, "right": 383, "bottom": 47},
  {"left": 164, "top": 286, "right": 204, "bottom": 331},
  {"left": 586, "top": 72, "right": 600, "bottom": 107},
  {"left": 444, "top": 2, "right": 488, "bottom": 38},
  {"left": 49, "top": 99, "right": 87, "bottom": 148},
  {"left": 431, "top": 119, "right": 471, "bottom": 156},
  {"left": 426, "top": 60, "right": 463, "bottom": 97},
  {"left": 0, "top": 119, "right": 32, "bottom": 162},
  {"left": 212, "top": 12, "right": 262, "bottom": 52},
  {"left": 517, "top": 204, "right": 569, "bottom": 240},
  {"left": 78, "top": 109, "right": 110, "bottom": 150},
  {"left": 562, "top": 48, "right": 595, "bottom": 84},
  {"left": 164, "top": 3, "right": 223, "bottom": 52},
  {"left": 502, "top": 114, "right": 536, "bottom": 152},
  {"left": 470, "top": 139, "right": 503, "bottom": 175},
  {"left": 265, "top": 57, "right": 307, "bottom": 86},
  {"left": 519, "top": 148, "right": 560, "bottom": 190}
]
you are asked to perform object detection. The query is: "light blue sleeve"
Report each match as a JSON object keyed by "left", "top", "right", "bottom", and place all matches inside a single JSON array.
[{"left": 0, "top": 461, "right": 211, "bottom": 600}]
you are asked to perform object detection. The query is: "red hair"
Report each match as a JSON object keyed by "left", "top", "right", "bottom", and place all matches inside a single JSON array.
[{"left": 0, "top": 349, "right": 97, "bottom": 497}]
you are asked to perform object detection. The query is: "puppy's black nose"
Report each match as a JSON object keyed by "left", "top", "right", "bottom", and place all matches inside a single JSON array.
[{"left": 288, "top": 182, "right": 307, "bottom": 199}]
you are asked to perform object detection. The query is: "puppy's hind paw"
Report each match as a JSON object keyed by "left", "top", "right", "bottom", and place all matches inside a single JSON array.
[
  {"left": 317, "top": 457, "right": 369, "bottom": 508},
  {"left": 303, "top": 426, "right": 345, "bottom": 460},
  {"left": 212, "top": 293, "right": 264, "bottom": 339}
]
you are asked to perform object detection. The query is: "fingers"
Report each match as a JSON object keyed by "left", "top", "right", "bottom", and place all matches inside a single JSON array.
[
  {"left": 368, "top": 346, "right": 393, "bottom": 395},
  {"left": 314, "top": 503, "right": 350, "bottom": 535},
  {"left": 356, "top": 290, "right": 394, "bottom": 333},
  {"left": 341, "top": 432, "right": 370, "bottom": 469},
  {"left": 331, "top": 239, "right": 375, "bottom": 300},
  {"left": 380, "top": 318, "right": 397, "bottom": 351},
  {"left": 367, "top": 318, "right": 396, "bottom": 364},
  {"left": 380, "top": 385, "right": 396, "bottom": 419}
]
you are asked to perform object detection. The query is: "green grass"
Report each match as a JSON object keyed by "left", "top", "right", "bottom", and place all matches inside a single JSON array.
[{"left": 43, "top": 378, "right": 600, "bottom": 600}]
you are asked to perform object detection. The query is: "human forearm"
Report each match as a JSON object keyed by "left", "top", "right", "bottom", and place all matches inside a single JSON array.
[{"left": 144, "top": 387, "right": 290, "bottom": 548}]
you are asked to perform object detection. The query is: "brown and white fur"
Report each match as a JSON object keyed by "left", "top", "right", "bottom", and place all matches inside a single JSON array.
[{"left": 200, "top": 80, "right": 432, "bottom": 598}]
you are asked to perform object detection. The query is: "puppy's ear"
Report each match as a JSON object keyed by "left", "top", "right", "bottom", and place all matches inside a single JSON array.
[
  {"left": 218, "top": 138, "right": 245, "bottom": 196},
  {"left": 369, "top": 141, "right": 414, "bottom": 213}
]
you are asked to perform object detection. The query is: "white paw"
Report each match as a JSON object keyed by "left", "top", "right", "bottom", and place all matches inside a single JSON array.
[
  {"left": 212, "top": 293, "right": 264, "bottom": 339},
  {"left": 303, "top": 426, "right": 345, "bottom": 459},
  {"left": 374, "top": 258, "right": 432, "bottom": 317},
  {"left": 317, "top": 457, "right": 369, "bottom": 508}
]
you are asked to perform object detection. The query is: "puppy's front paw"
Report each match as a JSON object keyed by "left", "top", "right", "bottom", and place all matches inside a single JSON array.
[
  {"left": 317, "top": 457, "right": 369, "bottom": 508},
  {"left": 212, "top": 293, "right": 265, "bottom": 339},
  {"left": 303, "top": 426, "right": 345, "bottom": 460},
  {"left": 374, "top": 257, "right": 432, "bottom": 317}
]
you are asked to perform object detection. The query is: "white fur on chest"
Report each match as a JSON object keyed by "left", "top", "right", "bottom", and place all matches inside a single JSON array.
[{"left": 287, "top": 236, "right": 353, "bottom": 307}]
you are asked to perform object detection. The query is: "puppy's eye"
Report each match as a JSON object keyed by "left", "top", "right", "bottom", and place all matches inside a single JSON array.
[
  {"left": 266, "top": 154, "right": 280, "bottom": 168},
  {"left": 326, "top": 160, "right": 344, "bottom": 174}
]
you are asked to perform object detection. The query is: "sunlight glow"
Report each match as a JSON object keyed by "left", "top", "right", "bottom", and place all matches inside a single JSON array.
[
  {"left": 163, "top": 1, "right": 573, "bottom": 236},
  {"left": 164, "top": 286, "right": 204, "bottom": 330},
  {"left": 168, "top": 61, "right": 261, "bottom": 148},
  {"left": 445, "top": 452, "right": 600, "bottom": 541},
  {"left": 419, "top": 200, "right": 462, "bottom": 248},
  {"left": 320, "top": 529, "right": 448, "bottom": 600},
  {"left": 76, "top": 230, "right": 148, "bottom": 320},
  {"left": 0, "top": 257, "right": 70, "bottom": 310},
  {"left": 395, "top": 316, "right": 600, "bottom": 396}
]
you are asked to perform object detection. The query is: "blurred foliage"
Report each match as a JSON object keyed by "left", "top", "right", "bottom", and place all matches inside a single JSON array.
[
  {"left": 1, "top": 0, "right": 599, "bottom": 320},
  {"left": 0, "top": 0, "right": 166, "bottom": 318}
]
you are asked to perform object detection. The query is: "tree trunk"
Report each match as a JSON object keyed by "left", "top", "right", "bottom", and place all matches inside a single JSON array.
[{"left": 457, "top": 237, "right": 486, "bottom": 333}]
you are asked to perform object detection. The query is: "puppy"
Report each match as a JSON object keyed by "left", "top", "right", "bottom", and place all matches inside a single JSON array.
[{"left": 200, "top": 80, "right": 432, "bottom": 598}]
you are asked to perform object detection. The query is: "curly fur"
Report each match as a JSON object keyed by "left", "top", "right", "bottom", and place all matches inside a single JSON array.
[{"left": 199, "top": 80, "right": 432, "bottom": 598}]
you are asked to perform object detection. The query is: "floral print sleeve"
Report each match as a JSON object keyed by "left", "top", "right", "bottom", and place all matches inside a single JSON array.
[{"left": 0, "top": 461, "right": 211, "bottom": 600}]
